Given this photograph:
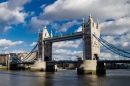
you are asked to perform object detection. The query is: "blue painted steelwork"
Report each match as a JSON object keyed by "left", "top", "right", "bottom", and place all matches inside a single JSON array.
[
  {"left": 46, "top": 60, "right": 130, "bottom": 66},
  {"left": 93, "top": 34, "right": 130, "bottom": 58},
  {"left": 98, "top": 60, "right": 130, "bottom": 63}
]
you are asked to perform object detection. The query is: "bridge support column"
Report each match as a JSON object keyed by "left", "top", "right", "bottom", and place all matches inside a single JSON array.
[{"left": 77, "top": 60, "right": 106, "bottom": 75}]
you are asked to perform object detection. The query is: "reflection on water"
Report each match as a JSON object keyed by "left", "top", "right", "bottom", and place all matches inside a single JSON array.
[{"left": 0, "top": 69, "right": 130, "bottom": 86}]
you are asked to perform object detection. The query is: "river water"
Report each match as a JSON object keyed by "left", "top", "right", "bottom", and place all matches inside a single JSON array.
[{"left": 0, "top": 69, "right": 130, "bottom": 86}]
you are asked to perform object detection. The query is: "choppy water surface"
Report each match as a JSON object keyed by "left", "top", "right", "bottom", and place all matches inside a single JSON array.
[{"left": 0, "top": 69, "right": 130, "bottom": 86}]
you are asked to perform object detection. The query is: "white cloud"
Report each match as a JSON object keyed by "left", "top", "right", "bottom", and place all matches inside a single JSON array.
[
  {"left": 40, "top": 0, "right": 130, "bottom": 21},
  {"left": 52, "top": 55, "right": 78, "bottom": 60},
  {"left": 40, "top": 0, "right": 130, "bottom": 37},
  {"left": 53, "top": 49, "right": 82, "bottom": 56},
  {"left": 0, "top": 39, "right": 23, "bottom": 47},
  {"left": 53, "top": 49, "right": 71, "bottom": 55},
  {"left": 3, "top": 47, "right": 9, "bottom": 51},
  {"left": 52, "top": 20, "right": 80, "bottom": 32},
  {"left": 52, "top": 48, "right": 83, "bottom": 60},
  {"left": 99, "top": 34, "right": 130, "bottom": 60},
  {"left": 52, "top": 55, "right": 65, "bottom": 60},
  {"left": 101, "top": 34, "right": 130, "bottom": 51},
  {"left": 30, "top": 42, "right": 37, "bottom": 46},
  {"left": 24, "top": 17, "right": 50, "bottom": 33},
  {"left": 3, "top": 26, "right": 12, "bottom": 32},
  {"left": 11, "top": 50, "right": 25, "bottom": 53},
  {"left": 7, "top": 0, "right": 31, "bottom": 10},
  {"left": 101, "top": 17, "right": 130, "bottom": 35},
  {"left": 100, "top": 52, "right": 118, "bottom": 60},
  {"left": 0, "top": 49, "right": 26, "bottom": 54},
  {"left": 28, "top": 11, "right": 35, "bottom": 16},
  {"left": 0, "top": 39, "right": 24, "bottom": 54},
  {"left": 0, "top": 0, "right": 30, "bottom": 32},
  {"left": 100, "top": 52, "right": 130, "bottom": 60},
  {"left": 40, "top": 4, "right": 46, "bottom": 9},
  {"left": 75, "top": 26, "right": 82, "bottom": 32},
  {"left": 53, "top": 39, "right": 82, "bottom": 48}
]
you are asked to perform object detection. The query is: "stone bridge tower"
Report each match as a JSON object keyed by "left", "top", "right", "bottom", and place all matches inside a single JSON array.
[
  {"left": 82, "top": 14, "right": 100, "bottom": 60},
  {"left": 78, "top": 15, "right": 105, "bottom": 75},
  {"left": 38, "top": 26, "right": 52, "bottom": 61}
]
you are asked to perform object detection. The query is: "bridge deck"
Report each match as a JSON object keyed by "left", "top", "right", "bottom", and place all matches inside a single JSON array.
[
  {"left": 10, "top": 61, "right": 34, "bottom": 64},
  {"left": 10, "top": 60, "right": 130, "bottom": 65},
  {"left": 98, "top": 60, "right": 130, "bottom": 63},
  {"left": 44, "top": 32, "right": 83, "bottom": 42}
]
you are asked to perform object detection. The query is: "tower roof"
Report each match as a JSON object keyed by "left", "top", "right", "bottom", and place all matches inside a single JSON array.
[
  {"left": 42, "top": 26, "right": 50, "bottom": 38},
  {"left": 50, "top": 30, "right": 53, "bottom": 37}
]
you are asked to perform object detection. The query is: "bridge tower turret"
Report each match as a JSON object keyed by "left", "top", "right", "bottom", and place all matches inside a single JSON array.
[{"left": 82, "top": 14, "right": 100, "bottom": 60}]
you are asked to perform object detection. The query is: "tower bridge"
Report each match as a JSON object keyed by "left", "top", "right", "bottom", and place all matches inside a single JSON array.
[
  {"left": 2, "top": 14, "right": 130, "bottom": 74},
  {"left": 38, "top": 15, "right": 100, "bottom": 62},
  {"left": 36, "top": 14, "right": 104, "bottom": 74}
]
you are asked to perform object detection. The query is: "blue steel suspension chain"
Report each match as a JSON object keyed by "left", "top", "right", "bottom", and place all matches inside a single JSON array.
[{"left": 93, "top": 34, "right": 130, "bottom": 58}]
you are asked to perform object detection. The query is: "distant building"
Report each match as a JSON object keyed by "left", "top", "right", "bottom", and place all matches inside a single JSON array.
[
  {"left": 0, "top": 54, "right": 8, "bottom": 65},
  {"left": 0, "top": 53, "right": 19, "bottom": 65}
]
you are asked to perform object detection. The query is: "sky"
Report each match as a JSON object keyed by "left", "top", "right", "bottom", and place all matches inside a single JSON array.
[{"left": 0, "top": 0, "right": 130, "bottom": 60}]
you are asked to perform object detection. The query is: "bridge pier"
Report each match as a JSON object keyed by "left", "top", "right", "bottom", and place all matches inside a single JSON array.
[
  {"left": 77, "top": 60, "right": 106, "bottom": 75},
  {"left": 46, "top": 65, "right": 57, "bottom": 72},
  {"left": 30, "top": 61, "right": 46, "bottom": 72},
  {"left": 30, "top": 61, "right": 57, "bottom": 72},
  {"left": 77, "top": 15, "right": 106, "bottom": 75}
]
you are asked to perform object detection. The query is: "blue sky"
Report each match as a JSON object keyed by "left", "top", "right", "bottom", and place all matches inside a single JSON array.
[{"left": 0, "top": 0, "right": 130, "bottom": 60}]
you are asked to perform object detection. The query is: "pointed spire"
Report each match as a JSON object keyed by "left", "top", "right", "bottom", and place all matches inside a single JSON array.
[
  {"left": 43, "top": 25, "right": 46, "bottom": 33},
  {"left": 42, "top": 25, "right": 50, "bottom": 38},
  {"left": 50, "top": 30, "right": 53, "bottom": 37},
  {"left": 83, "top": 17, "right": 84, "bottom": 23},
  {"left": 89, "top": 13, "right": 92, "bottom": 18},
  {"left": 44, "top": 25, "right": 46, "bottom": 29},
  {"left": 88, "top": 13, "right": 93, "bottom": 23}
]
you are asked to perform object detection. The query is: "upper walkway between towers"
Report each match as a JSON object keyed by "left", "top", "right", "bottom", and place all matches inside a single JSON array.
[{"left": 44, "top": 32, "right": 83, "bottom": 42}]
